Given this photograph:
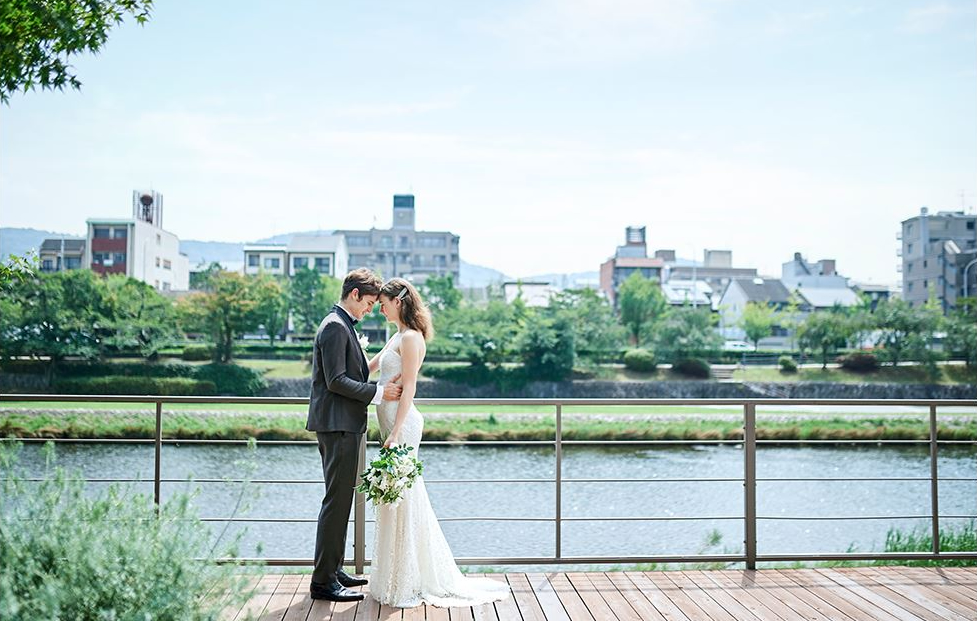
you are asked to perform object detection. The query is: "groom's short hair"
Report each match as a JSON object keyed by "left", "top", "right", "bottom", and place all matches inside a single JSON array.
[{"left": 341, "top": 268, "right": 383, "bottom": 300}]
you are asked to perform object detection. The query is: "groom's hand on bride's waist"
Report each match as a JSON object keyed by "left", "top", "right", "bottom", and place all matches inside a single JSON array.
[{"left": 381, "top": 374, "right": 403, "bottom": 401}]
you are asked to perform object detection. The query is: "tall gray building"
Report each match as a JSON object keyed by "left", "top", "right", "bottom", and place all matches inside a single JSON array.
[
  {"left": 336, "top": 195, "right": 461, "bottom": 283},
  {"left": 900, "top": 207, "right": 977, "bottom": 311}
]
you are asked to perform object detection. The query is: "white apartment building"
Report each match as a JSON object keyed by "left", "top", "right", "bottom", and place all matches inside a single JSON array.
[
  {"left": 243, "top": 234, "right": 349, "bottom": 278},
  {"left": 86, "top": 191, "right": 190, "bottom": 291}
]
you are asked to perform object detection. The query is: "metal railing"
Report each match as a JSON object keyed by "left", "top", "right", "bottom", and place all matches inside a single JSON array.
[{"left": 2, "top": 394, "right": 976, "bottom": 570}]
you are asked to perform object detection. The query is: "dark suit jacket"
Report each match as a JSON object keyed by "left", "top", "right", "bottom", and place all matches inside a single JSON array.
[{"left": 306, "top": 305, "right": 376, "bottom": 433}]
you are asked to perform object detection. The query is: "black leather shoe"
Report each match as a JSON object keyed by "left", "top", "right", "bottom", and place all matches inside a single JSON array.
[
  {"left": 310, "top": 581, "right": 364, "bottom": 602},
  {"left": 337, "top": 570, "right": 368, "bottom": 587}
]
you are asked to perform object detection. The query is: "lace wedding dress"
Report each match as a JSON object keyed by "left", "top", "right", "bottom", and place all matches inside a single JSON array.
[{"left": 371, "top": 332, "right": 511, "bottom": 608}]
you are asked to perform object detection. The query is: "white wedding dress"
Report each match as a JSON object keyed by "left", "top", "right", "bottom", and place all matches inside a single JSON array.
[{"left": 371, "top": 332, "right": 511, "bottom": 608}]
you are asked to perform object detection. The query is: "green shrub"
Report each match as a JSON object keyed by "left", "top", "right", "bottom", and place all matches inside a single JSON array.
[
  {"left": 623, "top": 348, "right": 657, "bottom": 372},
  {"left": 839, "top": 352, "right": 879, "bottom": 373},
  {"left": 182, "top": 344, "right": 215, "bottom": 361},
  {"left": 0, "top": 443, "right": 252, "bottom": 620},
  {"left": 422, "top": 364, "right": 531, "bottom": 391},
  {"left": 778, "top": 355, "right": 798, "bottom": 373},
  {"left": 193, "top": 363, "right": 267, "bottom": 396},
  {"left": 672, "top": 357, "right": 711, "bottom": 378},
  {"left": 54, "top": 376, "right": 217, "bottom": 395},
  {"left": 518, "top": 315, "right": 575, "bottom": 381}
]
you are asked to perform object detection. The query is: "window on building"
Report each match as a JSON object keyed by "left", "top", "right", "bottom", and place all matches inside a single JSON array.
[
  {"left": 315, "top": 257, "right": 331, "bottom": 273},
  {"left": 156, "top": 233, "right": 161, "bottom": 245},
  {"left": 377, "top": 253, "right": 386, "bottom": 262},
  {"left": 417, "top": 237, "right": 447, "bottom": 248},
  {"left": 155, "top": 257, "right": 161, "bottom": 267},
  {"left": 264, "top": 257, "right": 281, "bottom": 269},
  {"left": 923, "top": 279, "right": 928, "bottom": 288},
  {"left": 379, "top": 236, "right": 393, "bottom": 248},
  {"left": 399, "top": 254, "right": 410, "bottom": 264},
  {"left": 450, "top": 254, "right": 458, "bottom": 263},
  {"left": 923, "top": 260, "right": 927, "bottom": 268},
  {"left": 907, "top": 262, "right": 913, "bottom": 272},
  {"left": 248, "top": 254, "right": 260, "bottom": 267},
  {"left": 41, "top": 259, "right": 54, "bottom": 271},
  {"left": 65, "top": 257, "right": 81, "bottom": 269},
  {"left": 163, "top": 259, "right": 172, "bottom": 270},
  {"left": 399, "top": 236, "right": 410, "bottom": 248},
  {"left": 113, "top": 227, "right": 128, "bottom": 239},
  {"left": 293, "top": 257, "right": 308, "bottom": 271},
  {"left": 114, "top": 253, "right": 125, "bottom": 264},
  {"left": 155, "top": 280, "right": 160, "bottom": 289},
  {"left": 348, "top": 236, "right": 372, "bottom": 247},
  {"left": 435, "top": 255, "right": 447, "bottom": 266},
  {"left": 968, "top": 221, "right": 975, "bottom": 230},
  {"left": 93, "top": 227, "right": 111, "bottom": 238},
  {"left": 907, "top": 282, "right": 914, "bottom": 291},
  {"left": 162, "top": 282, "right": 171, "bottom": 291}
]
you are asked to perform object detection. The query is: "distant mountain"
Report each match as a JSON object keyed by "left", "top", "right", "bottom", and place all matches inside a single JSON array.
[
  {"left": 460, "top": 260, "right": 509, "bottom": 288},
  {"left": 518, "top": 270, "right": 600, "bottom": 288},
  {"left": 0, "top": 227, "right": 83, "bottom": 260}
]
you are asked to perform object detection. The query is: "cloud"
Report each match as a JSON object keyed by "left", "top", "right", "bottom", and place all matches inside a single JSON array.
[
  {"left": 899, "top": 2, "right": 965, "bottom": 33},
  {"left": 483, "top": 0, "right": 716, "bottom": 63}
]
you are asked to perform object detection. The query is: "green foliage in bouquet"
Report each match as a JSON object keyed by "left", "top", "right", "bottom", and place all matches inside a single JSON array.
[{"left": 356, "top": 445, "right": 423, "bottom": 507}]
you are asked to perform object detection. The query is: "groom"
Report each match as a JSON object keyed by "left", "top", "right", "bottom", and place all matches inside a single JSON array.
[{"left": 307, "top": 268, "right": 401, "bottom": 602}]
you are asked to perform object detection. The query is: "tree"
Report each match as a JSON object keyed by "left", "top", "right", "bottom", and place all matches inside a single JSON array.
[
  {"left": 189, "top": 261, "right": 222, "bottom": 291},
  {"left": 96, "top": 275, "right": 178, "bottom": 359},
  {"left": 0, "top": 252, "right": 36, "bottom": 290},
  {"left": 421, "top": 274, "right": 462, "bottom": 312},
  {"left": 945, "top": 297, "right": 977, "bottom": 367},
  {"left": 873, "top": 298, "right": 942, "bottom": 366},
  {"left": 652, "top": 306, "right": 722, "bottom": 361},
  {"left": 548, "top": 288, "right": 626, "bottom": 362},
  {"left": 796, "top": 311, "right": 850, "bottom": 369},
  {"left": 738, "top": 302, "right": 775, "bottom": 351},
  {"left": 289, "top": 268, "right": 339, "bottom": 334},
  {"left": 176, "top": 271, "right": 258, "bottom": 363},
  {"left": 617, "top": 272, "right": 667, "bottom": 346},
  {"left": 250, "top": 274, "right": 288, "bottom": 345},
  {"left": 518, "top": 312, "right": 575, "bottom": 381},
  {"left": 0, "top": 0, "right": 154, "bottom": 103}
]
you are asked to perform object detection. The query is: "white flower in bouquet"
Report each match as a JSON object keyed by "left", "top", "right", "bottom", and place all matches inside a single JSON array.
[{"left": 356, "top": 445, "right": 424, "bottom": 507}]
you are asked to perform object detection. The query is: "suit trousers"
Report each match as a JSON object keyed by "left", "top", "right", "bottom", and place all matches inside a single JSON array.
[{"left": 312, "top": 430, "right": 362, "bottom": 585}]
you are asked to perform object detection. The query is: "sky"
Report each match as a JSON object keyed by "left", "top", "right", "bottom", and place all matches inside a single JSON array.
[{"left": 1, "top": 0, "right": 975, "bottom": 283}]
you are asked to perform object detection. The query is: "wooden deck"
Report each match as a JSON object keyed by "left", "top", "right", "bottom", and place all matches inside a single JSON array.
[{"left": 222, "top": 566, "right": 976, "bottom": 621}]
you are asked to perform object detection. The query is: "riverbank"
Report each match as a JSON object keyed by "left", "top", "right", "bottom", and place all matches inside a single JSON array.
[{"left": 3, "top": 405, "right": 976, "bottom": 442}]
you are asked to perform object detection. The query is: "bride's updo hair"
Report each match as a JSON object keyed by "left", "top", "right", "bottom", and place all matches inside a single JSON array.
[{"left": 380, "top": 278, "right": 434, "bottom": 341}]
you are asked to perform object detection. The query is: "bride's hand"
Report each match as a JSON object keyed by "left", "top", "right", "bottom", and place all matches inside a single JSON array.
[{"left": 383, "top": 430, "right": 401, "bottom": 449}]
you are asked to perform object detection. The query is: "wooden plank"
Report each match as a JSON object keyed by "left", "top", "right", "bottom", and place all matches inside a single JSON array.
[
  {"left": 888, "top": 566, "right": 977, "bottom": 601},
  {"left": 938, "top": 567, "right": 977, "bottom": 588},
  {"left": 755, "top": 570, "right": 858, "bottom": 621},
  {"left": 817, "top": 568, "right": 955, "bottom": 621},
  {"left": 258, "top": 574, "right": 304, "bottom": 621},
  {"left": 623, "top": 571, "right": 692, "bottom": 621},
  {"left": 657, "top": 571, "right": 737, "bottom": 621},
  {"left": 427, "top": 603, "right": 451, "bottom": 621},
  {"left": 468, "top": 574, "right": 499, "bottom": 621},
  {"left": 332, "top": 586, "right": 365, "bottom": 621},
  {"left": 719, "top": 570, "right": 835, "bottom": 621},
  {"left": 377, "top": 602, "right": 403, "bottom": 620},
  {"left": 507, "top": 573, "right": 546, "bottom": 621},
  {"left": 447, "top": 605, "right": 474, "bottom": 621},
  {"left": 585, "top": 572, "right": 641, "bottom": 621},
  {"left": 352, "top": 583, "right": 381, "bottom": 621},
  {"left": 525, "top": 573, "right": 571, "bottom": 621},
  {"left": 846, "top": 566, "right": 970, "bottom": 621},
  {"left": 282, "top": 576, "right": 316, "bottom": 621},
  {"left": 643, "top": 571, "right": 713, "bottom": 621},
  {"left": 680, "top": 571, "right": 768, "bottom": 621},
  {"left": 604, "top": 573, "right": 666, "bottom": 621},
  {"left": 775, "top": 569, "right": 903, "bottom": 621},
  {"left": 566, "top": 573, "right": 618, "bottom": 620},
  {"left": 546, "top": 573, "right": 595, "bottom": 621},
  {"left": 307, "top": 596, "right": 337, "bottom": 621},
  {"left": 695, "top": 570, "right": 792, "bottom": 621},
  {"left": 851, "top": 567, "right": 977, "bottom": 619},
  {"left": 402, "top": 603, "right": 425, "bottom": 621},
  {"left": 484, "top": 574, "right": 522, "bottom": 621},
  {"left": 220, "top": 575, "right": 261, "bottom": 621}
]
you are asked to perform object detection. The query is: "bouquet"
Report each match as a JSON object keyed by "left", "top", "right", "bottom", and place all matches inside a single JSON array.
[{"left": 356, "top": 445, "right": 423, "bottom": 507}]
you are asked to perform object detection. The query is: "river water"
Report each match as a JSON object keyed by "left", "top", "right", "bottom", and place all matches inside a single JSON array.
[{"left": 12, "top": 440, "right": 975, "bottom": 567}]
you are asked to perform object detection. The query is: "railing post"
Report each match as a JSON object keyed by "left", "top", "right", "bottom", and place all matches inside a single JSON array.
[
  {"left": 555, "top": 404, "right": 562, "bottom": 559},
  {"left": 354, "top": 433, "right": 367, "bottom": 574},
  {"left": 154, "top": 400, "right": 162, "bottom": 514},
  {"left": 929, "top": 404, "right": 940, "bottom": 555},
  {"left": 744, "top": 402, "right": 757, "bottom": 570}
]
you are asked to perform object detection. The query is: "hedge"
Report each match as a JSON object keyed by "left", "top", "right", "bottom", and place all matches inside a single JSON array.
[
  {"left": 623, "top": 349, "right": 657, "bottom": 372},
  {"left": 53, "top": 376, "right": 217, "bottom": 396},
  {"left": 671, "top": 358, "right": 711, "bottom": 379}
]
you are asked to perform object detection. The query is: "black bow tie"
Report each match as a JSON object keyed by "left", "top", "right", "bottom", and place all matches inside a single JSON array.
[{"left": 350, "top": 318, "right": 358, "bottom": 325}]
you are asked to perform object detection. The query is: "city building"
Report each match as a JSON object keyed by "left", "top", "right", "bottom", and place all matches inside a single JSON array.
[
  {"left": 38, "top": 238, "right": 86, "bottom": 272},
  {"left": 242, "top": 234, "right": 349, "bottom": 279},
  {"left": 781, "top": 252, "right": 849, "bottom": 289},
  {"left": 599, "top": 226, "right": 665, "bottom": 307},
  {"left": 717, "top": 277, "right": 794, "bottom": 346},
  {"left": 85, "top": 191, "right": 190, "bottom": 291},
  {"left": 336, "top": 194, "right": 460, "bottom": 284},
  {"left": 658, "top": 248, "right": 758, "bottom": 296},
  {"left": 661, "top": 279, "right": 714, "bottom": 308},
  {"left": 851, "top": 282, "right": 893, "bottom": 312},
  {"left": 900, "top": 207, "right": 977, "bottom": 311}
]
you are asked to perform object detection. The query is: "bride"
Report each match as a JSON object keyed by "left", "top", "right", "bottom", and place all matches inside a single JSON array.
[{"left": 366, "top": 277, "right": 511, "bottom": 608}]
